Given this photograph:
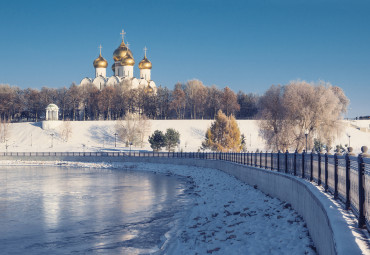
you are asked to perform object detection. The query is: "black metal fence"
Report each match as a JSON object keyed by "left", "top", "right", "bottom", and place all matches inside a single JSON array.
[{"left": 1, "top": 150, "right": 369, "bottom": 232}]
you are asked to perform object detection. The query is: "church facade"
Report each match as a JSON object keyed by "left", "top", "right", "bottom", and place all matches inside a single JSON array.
[{"left": 80, "top": 29, "right": 156, "bottom": 92}]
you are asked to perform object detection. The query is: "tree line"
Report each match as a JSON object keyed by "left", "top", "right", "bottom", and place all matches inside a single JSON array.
[{"left": 0, "top": 79, "right": 258, "bottom": 122}]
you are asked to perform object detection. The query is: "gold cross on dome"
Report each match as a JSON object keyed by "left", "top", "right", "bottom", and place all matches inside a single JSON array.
[
  {"left": 144, "top": 46, "right": 147, "bottom": 57},
  {"left": 120, "top": 29, "right": 126, "bottom": 40},
  {"left": 98, "top": 45, "right": 102, "bottom": 55}
]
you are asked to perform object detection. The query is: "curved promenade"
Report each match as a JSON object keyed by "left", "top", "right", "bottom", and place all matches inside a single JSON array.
[{"left": 0, "top": 154, "right": 365, "bottom": 255}]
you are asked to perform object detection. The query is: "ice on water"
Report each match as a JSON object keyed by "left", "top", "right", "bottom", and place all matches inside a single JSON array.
[{"left": 0, "top": 166, "right": 191, "bottom": 254}]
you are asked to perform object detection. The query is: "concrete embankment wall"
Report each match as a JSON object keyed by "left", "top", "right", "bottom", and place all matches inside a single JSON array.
[{"left": 1, "top": 155, "right": 362, "bottom": 255}]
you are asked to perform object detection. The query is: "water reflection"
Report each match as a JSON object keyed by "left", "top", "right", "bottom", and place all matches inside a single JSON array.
[{"left": 0, "top": 166, "right": 190, "bottom": 254}]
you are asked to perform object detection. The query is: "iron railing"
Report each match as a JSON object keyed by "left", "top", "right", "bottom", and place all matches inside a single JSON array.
[{"left": 1, "top": 150, "right": 369, "bottom": 232}]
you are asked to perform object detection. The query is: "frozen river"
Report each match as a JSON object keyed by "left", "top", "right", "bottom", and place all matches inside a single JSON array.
[{"left": 0, "top": 166, "right": 191, "bottom": 254}]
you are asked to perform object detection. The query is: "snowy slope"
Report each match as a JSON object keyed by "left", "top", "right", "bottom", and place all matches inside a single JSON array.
[{"left": 2, "top": 120, "right": 369, "bottom": 154}]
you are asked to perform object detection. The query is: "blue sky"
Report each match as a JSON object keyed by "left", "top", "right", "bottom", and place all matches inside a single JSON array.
[{"left": 0, "top": 0, "right": 369, "bottom": 117}]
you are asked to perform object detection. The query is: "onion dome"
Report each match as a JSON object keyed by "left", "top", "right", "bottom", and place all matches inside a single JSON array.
[
  {"left": 121, "top": 53, "right": 135, "bottom": 66},
  {"left": 113, "top": 41, "right": 132, "bottom": 61},
  {"left": 138, "top": 57, "right": 152, "bottom": 69},
  {"left": 93, "top": 53, "right": 108, "bottom": 68}
]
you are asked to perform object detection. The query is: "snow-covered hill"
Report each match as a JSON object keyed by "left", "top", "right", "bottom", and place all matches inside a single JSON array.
[{"left": 2, "top": 120, "right": 369, "bottom": 154}]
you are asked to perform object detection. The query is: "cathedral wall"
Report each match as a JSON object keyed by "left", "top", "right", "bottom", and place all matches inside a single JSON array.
[
  {"left": 140, "top": 69, "right": 151, "bottom": 81},
  {"left": 123, "top": 66, "right": 134, "bottom": 78},
  {"left": 95, "top": 68, "right": 106, "bottom": 78},
  {"left": 116, "top": 65, "right": 124, "bottom": 77}
]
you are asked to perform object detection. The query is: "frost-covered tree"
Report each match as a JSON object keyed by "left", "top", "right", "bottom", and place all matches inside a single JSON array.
[
  {"left": 0, "top": 119, "right": 11, "bottom": 143},
  {"left": 60, "top": 120, "right": 72, "bottom": 142},
  {"left": 137, "top": 115, "right": 151, "bottom": 148},
  {"left": 115, "top": 113, "right": 150, "bottom": 147},
  {"left": 258, "top": 81, "right": 349, "bottom": 151}
]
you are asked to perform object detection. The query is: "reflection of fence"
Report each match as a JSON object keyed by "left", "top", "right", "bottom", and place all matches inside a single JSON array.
[{"left": 1, "top": 150, "right": 370, "bottom": 232}]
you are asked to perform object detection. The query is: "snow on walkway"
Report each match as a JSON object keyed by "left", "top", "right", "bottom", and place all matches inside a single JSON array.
[{"left": 1, "top": 160, "right": 316, "bottom": 254}]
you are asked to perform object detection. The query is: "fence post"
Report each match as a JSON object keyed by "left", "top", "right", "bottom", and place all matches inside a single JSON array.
[
  {"left": 345, "top": 149, "right": 352, "bottom": 209},
  {"left": 285, "top": 150, "right": 288, "bottom": 173},
  {"left": 277, "top": 150, "right": 280, "bottom": 172},
  {"left": 260, "top": 151, "right": 262, "bottom": 167},
  {"left": 334, "top": 151, "right": 339, "bottom": 199},
  {"left": 318, "top": 151, "right": 322, "bottom": 185},
  {"left": 251, "top": 152, "right": 253, "bottom": 166},
  {"left": 254, "top": 152, "right": 257, "bottom": 167},
  {"left": 265, "top": 151, "right": 268, "bottom": 169},
  {"left": 294, "top": 150, "right": 297, "bottom": 176},
  {"left": 357, "top": 146, "right": 368, "bottom": 228},
  {"left": 310, "top": 150, "right": 314, "bottom": 182},
  {"left": 271, "top": 152, "right": 273, "bottom": 170},
  {"left": 302, "top": 150, "right": 305, "bottom": 179},
  {"left": 325, "top": 152, "right": 329, "bottom": 192}
]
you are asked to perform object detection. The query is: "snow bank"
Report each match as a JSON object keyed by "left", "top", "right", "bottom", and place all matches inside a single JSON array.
[{"left": 3, "top": 120, "right": 369, "bottom": 154}]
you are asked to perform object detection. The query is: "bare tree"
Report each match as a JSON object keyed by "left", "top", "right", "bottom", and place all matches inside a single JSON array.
[
  {"left": 60, "top": 120, "right": 72, "bottom": 142},
  {"left": 207, "top": 85, "right": 222, "bottom": 119},
  {"left": 99, "top": 86, "right": 116, "bottom": 120},
  {"left": 185, "top": 79, "right": 207, "bottom": 119},
  {"left": 0, "top": 119, "right": 11, "bottom": 143},
  {"left": 56, "top": 87, "right": 70, "bottom": 121},
  {"left": 67, "top": 83, "right": 81, "bottom": 121},
  {"left": 137, "top": 115, "right": 151, "bottom": 147},
  {"left": 258, "top": 85, "right": 289, "bottom": 151},
  {"left": 258, "top": 81, "right": 349, "bottom": 152},
  {"left": 170, "top": 83, "right": 186, "bottom": 119},
  {"left": 221, "top": 87, "right": 240, "bottom": 116},
  {"left": 115, "top": 112, "right": 150, "bottom": 147}
]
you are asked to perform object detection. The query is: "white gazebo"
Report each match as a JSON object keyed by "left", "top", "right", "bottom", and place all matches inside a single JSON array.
[{"left": 45, "top": 104, "right": 59, "bottom": 121}]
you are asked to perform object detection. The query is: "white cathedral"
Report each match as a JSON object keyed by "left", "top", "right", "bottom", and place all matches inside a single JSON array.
[{"left": 79, "top": 29, "right": 156, "bottom": 92}]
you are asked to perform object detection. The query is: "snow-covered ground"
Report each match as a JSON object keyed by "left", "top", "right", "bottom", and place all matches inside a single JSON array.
[
  {"left": 2, "top": 120, "right": 370, "bottom": 154},
  {"left": 0, "top": 160, "right": 316, "bottom": 254}
]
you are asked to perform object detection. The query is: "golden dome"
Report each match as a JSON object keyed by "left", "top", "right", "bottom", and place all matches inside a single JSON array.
[
  {"left": 113, "top": 41, "right": 132, "bottom": 61},
  {"left": 121, "top": 53, "right": 135, "bottom": 66},
  {"left": 138, "top": 57, "right": 152, "bottom": 69},
  {"left": 93, "top": 53, "right": 108, "bottom": 68}
]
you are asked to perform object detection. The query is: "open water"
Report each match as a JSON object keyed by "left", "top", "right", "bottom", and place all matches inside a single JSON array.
[{"left": 0, "top": 166, "right": 192, "bottom": 254}]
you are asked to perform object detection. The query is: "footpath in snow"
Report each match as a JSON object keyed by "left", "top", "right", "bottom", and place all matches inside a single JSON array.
[{"left": 1, "top": 160, "right": 316, "bottom": 254}]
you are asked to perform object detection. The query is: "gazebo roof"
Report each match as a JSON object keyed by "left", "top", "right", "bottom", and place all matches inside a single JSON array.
[{"left": 45, "top": 104, "right": 59, "bottom": 111}]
